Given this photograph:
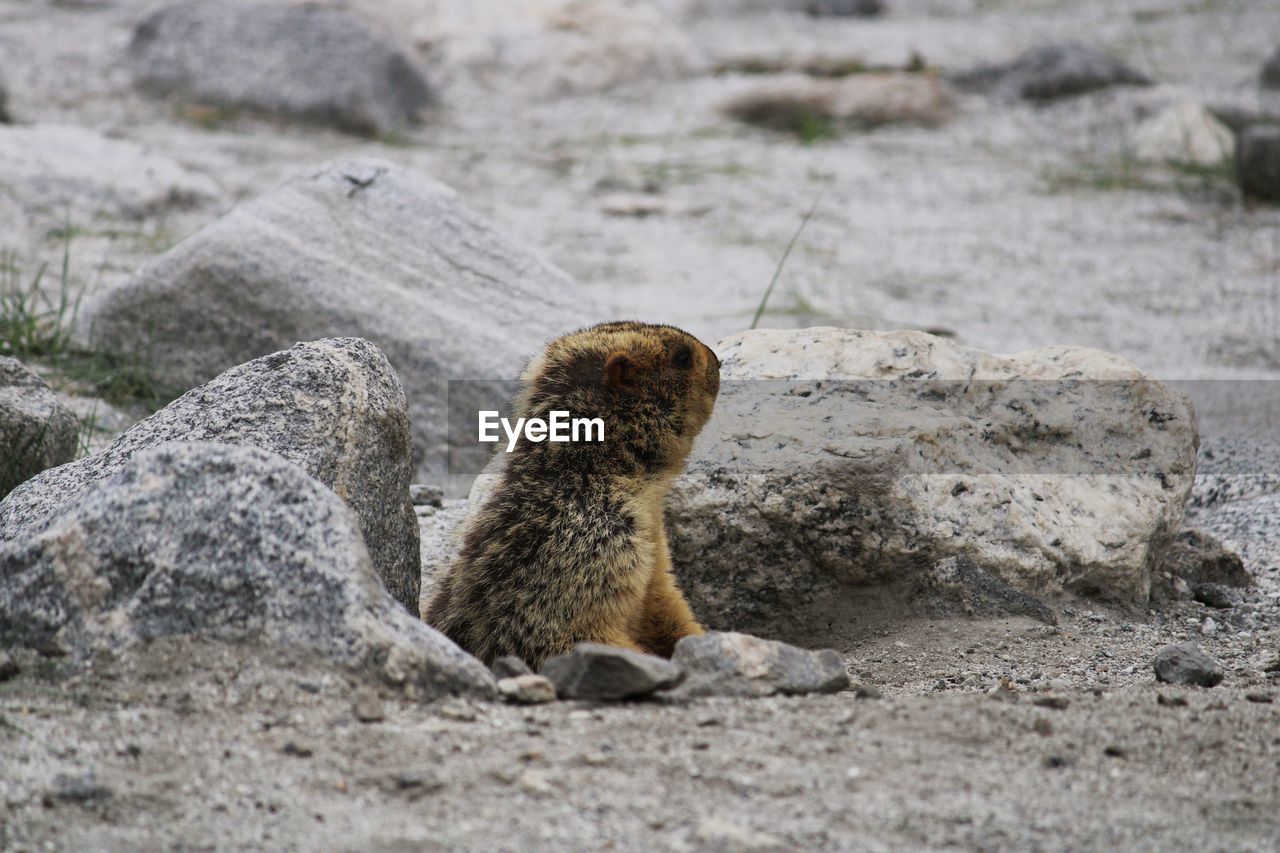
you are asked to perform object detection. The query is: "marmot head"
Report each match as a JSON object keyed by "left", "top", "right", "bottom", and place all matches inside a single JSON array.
[{"left": 518, "top": 321, "right": 721, "bottom": 471}]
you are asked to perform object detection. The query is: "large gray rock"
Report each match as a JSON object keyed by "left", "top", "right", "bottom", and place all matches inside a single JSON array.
[
  {"left": 669, "top": 329, "right": 1197, "bottom": 636},
  {"left": 540, "top": 643, "right": 684, "bottom": 700},
  {"left": 670, "top": 632, "right": 848, "bottom": 698},
  {"left": 0, "top": 338, "right": 421, "bottom": 613},
  {"left": 127, "top": 1, "right": 430, "bottom": 136},
  {"left": 953, "top": 42, "right": 1151, "bottom": 101},
  {"left": 81, "top": 158, "right": 600, "bottom": 483},
  {"left": 0, "top": 357, "right": 78, "bottom": 500},
  {"left": 1237, "top": 125, "right": 1280, "bottom": 202},
  {"left": 0, "top": 442, "right": 493, "bottom": 698},
  {"left": 0, "top": 124, "right": 219, "bottom": 219}
]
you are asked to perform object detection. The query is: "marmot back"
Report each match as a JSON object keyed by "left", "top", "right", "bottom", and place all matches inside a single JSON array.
[{"left": 424, "top": 321, "right": 720, "bottom": 669}]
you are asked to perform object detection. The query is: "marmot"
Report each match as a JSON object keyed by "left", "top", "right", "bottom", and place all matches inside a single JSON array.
[{"left": 424, "top": 321, "right": 720, "bottom": 668}]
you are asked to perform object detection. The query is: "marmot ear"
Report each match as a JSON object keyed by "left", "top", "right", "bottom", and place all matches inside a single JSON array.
[{"left": 603, "top": 351, "right": 637, "bottom": 389}]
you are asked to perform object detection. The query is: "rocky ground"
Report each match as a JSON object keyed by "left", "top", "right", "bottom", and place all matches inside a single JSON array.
[{"left": 2, "top": 0, "right": 1280, "bottom": 850}]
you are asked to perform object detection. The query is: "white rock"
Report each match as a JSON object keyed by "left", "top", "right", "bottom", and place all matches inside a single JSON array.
[
  {"left": 1133, "top": 100, "right": 1234, "bottom": 166},
  {"left": 668, "top": 328, "right": 1197, "bottom": 635},
  {"left": 0, "top": 124, "right": 219, "bottom": 219}
]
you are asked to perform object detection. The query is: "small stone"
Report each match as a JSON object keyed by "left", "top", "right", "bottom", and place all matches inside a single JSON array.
[
  {"left": 1032, "top": 717, "right": 1053, "bottom": 736},
  {"left": 1238, "top": 125, "right": 1280, "bottom": 202},
  {"left": 43, "top": 773, "right": 112, "bottom": 807},
  {"left": 1032, "top": 695, "right": 1070, "bottom": 710},
  {"left": 1200, "top": 617, "right": 1219, "bottom": 638},
  {"left": 281, "top": 741, "right": 314, "bottom": 758},
  {"left": 1263, "top": 656, "right": 1280, "bottom": 673},
  {"left": 491, "top": 656, "right": 533, "bottom": 680},
  {"left": 393, "top": 770, "right": 443, "bottom": 792},
  {"left": 1193, "top": 583, "right": 1237, "bottom": 609},
  {"left": 1153, "top": 643, "right": 1224, "bottom": 687},
  {"left": 670, "top": 632, "right": 848, "bottom": 698},
  {"left": 1157, "top": 693, "right": 1188, "bottom": 707},
  {"left": 854, "top": 684, "right": 882, "bottom": 700},
  {"left": 1103, "top": 745, "right": 1127, "bottom": 758},
  {"left": 498, "top": 675, "right": 556, "bottom": 705},
  {"left": 1245, "top": 692, "right": 1274, "bottom": 704},
  {"left": 953, "top": 41, "right": 1151, "bottom": 101},
  {"left": 807, "top": 0, "right": 884, "bottom": 17},
  {"left": 0, "top": 651, "right": 20, "bottom": 682},
  {"left": 352, "top": 691, "right": 385, "bottom": 723},
  {"left": 408, "top": 484, "right": 443, "bottom": 508},
  {"left": 1261, "top": 46, "right": 1280, "bottom": 89},
  {"left": 516, "top": 770, "right": 554, "bottom": 796},
  {"left": 1132, "top": 100, "right": 1233, "bottom": 167},
  {"left": 438, "top": 702, "right": 478, "bottom": 722},
  {"left": 1043, "top": 755, "right": 1072, "bottom": 769},
  {"left": 540, "top": 643, "right": 683, "bottom": 701}
]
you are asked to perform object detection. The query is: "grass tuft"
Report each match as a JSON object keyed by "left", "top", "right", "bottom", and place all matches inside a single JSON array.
[
  {"left": 750, "top": 189, "right": 825, "bottom": 330},
  {"left": 2, "top": 240, "right": 176, "bottom": 411}
]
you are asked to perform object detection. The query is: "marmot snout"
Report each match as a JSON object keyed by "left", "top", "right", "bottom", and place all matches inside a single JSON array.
[{"left": 425, "top": 321, "right": 720, "bottom": 668}]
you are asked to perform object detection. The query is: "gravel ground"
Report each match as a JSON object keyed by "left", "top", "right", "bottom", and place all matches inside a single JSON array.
[{"left": 1, "top": 0, "right": 1278, "bottom": 849}]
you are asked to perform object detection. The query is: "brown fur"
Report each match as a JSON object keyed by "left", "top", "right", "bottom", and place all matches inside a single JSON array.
[{"left": 424, "top": 321, "right": 720, "bottom": 668}]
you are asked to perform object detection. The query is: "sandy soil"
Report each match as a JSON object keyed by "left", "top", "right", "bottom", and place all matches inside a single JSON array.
[{"left": 1, "top": 0, "right": 1279, "bottom": 849}]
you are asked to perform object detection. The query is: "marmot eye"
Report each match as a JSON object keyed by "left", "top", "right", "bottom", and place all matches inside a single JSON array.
[{"left": 674, "top": 347, "right": 693, "bottom": 369}]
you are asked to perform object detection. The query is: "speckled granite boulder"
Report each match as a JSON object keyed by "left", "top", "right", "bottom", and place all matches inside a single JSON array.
[
  {"left": 0, "top": 338, "right": 421, "bottom": 613},
  {"left": 0, "top": 357, "right": 78, "bottom": 500},
  {"left": 0, "top": 442, "right": 493, "bottom": 699}
]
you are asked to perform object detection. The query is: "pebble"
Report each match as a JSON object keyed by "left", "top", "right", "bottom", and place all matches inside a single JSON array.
[
  {"left": 0, "top": 651, "right": 20, "bottom": 682},
  {"left": 1157, "top": 693, "right": 1188, "bottom": 707},
  {"left": 408, "top": 484, "right": 443, "bottom": 507},
  {"left": 393, "top": 770, "right": 444, "bottom": 793},
  {"left": 540, "top": 643, "right": 683, "bottom": 701},
  {"left": 1200, "top": 617, "right": 1219, "bottom": 638},
  {"left": 491, "top": 656, "right": 533, "bottom": 680},
  {"left": 854, "top": 684, "right": 883, "bottom": 700},
  {"left": 1032, "top": 696, "right": 1070, "bottom": 710},
  {"left": 352, "top": 690, "right": 385, "bottom": 723},
  {"left": 281, "top": 741, "right": 313, "bottom": 758},
  {"left": 438, "top": 703, "right": 478, "bottom": 722},
  {"left": 497, "top": 675, "right": 556, "bottom": 705},
  {"left": 1245, "top": 692, "right": 1274, "bottom": 704},
  {"left": 516, "top": 770, "right": 554, "bottom": 796},
  {"left": 1152, "top": 643, "right": 1224, "bottom": 687},
  {"left": 43, "top": 773, "right": 112, "bottom": 806}
]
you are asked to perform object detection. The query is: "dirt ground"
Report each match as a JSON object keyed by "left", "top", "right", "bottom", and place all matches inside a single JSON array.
[
  {"left": 2, "top": 0, "right": 1280, "bottom": 849},
  {"left": 2, "top": 602, "right": 1278, "bottom": 851}
]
